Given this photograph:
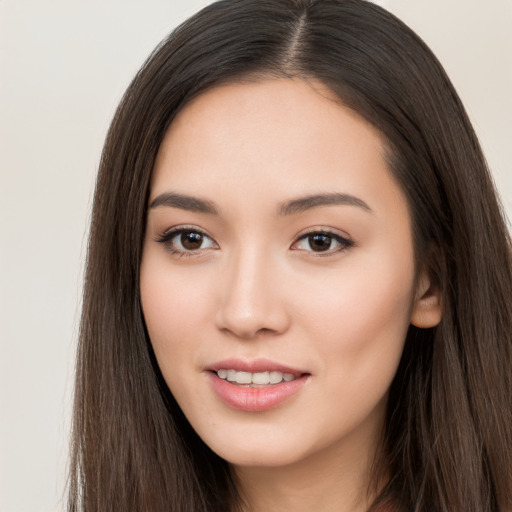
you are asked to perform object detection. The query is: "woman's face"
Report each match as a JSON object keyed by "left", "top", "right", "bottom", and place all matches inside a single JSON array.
[{"left": 140, "top": 78, "right": 434, "bottom": 469}]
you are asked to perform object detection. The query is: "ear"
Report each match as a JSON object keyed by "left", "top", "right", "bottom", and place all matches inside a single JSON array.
[{"left": 410, "top": 270, "right": 442, "bottom": 328}]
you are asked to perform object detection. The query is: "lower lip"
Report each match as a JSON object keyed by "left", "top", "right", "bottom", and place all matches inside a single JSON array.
[{"left": 207, "top": 372, "right": 308, "bottom": 412}]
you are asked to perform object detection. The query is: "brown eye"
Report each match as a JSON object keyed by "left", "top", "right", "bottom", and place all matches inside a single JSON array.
[
  {"left": 308, "top": 234, "right": 333, "bottom": 252},
  {"left": 292, "top": 230, "right": 354, "bottom": 255},
  {"left": 181, "top": 231, "right": 204, "bottom": 250},
  {"left": 156, "top": 227, "right": 218, "bottom": 255}
]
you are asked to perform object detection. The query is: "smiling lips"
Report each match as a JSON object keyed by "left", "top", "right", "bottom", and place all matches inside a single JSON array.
[
  {"left": 217, "top": 369, "right": 296, "bottom": 386},
  {"left": 207, "top": 359, "right": 309, "bottom": 412}
]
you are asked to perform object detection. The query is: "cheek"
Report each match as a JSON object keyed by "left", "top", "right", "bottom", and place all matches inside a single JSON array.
[
  {"left": 139, "top": 254, "right": 211, "bottom": 363},
  {"left": 295, "top": 247, "right": 415, "bottom": 382},
  {"left": 140, "top": 256, "right": 224, "bottom": 432}
]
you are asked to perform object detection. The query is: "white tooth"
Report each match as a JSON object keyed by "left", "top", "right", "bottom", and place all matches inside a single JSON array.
[
  {"left": 236, "top": 371, "right": 252, "bottom": 384},
  {"left": 227, "top": 369, "right": 237, "bottom": 382},
  {"left": 217, "top": 369, "right": 227, "bottom": 379},
  {"left": 252, "top": 371, "right": 270, "bottom": 385},
  {"left": 283, "top": 373, "right": 295, "bottom": 382},
  {"left": 269, "top": 371, "right": 283, "bottom": 384}
]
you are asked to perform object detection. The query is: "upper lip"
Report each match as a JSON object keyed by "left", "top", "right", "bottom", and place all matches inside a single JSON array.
[{"left": 206, "top": 358, "right": 308, "bottom": 376}]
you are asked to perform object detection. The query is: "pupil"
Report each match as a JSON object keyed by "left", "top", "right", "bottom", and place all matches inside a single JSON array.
[
  {"left": 181, "top": 232, "right": 203, "bottom": 250},
  {"left": 309, "top": 234, "right": 331, "bottom": 251}
]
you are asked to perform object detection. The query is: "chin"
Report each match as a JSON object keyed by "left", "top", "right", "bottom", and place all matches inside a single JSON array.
[
  {"left": 213, "top": 442, "right": 306, "bottom": 468},
  {"left": 195, "top": 423, "right": 312, "bottom": 468}
]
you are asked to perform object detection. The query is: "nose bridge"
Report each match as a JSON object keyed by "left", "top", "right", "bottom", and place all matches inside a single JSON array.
[{"left": 215, "top": 242, "right": 289, "bottom": 338}]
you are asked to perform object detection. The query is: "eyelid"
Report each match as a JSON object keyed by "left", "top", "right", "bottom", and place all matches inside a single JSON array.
[
  {"left": 290, "top": 227, "right": 355, "bottom": 255},
  {"left": 154, "top": 225, "right": 219, "bottom": 256},
  {"left": 153, "top": 225, "right": 354, "bottom": 257}
]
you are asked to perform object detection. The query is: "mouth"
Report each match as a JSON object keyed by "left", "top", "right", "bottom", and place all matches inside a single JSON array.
[
  {"left": 215, "top": 369, "right": 298, "bottom": 387},
  {"left": 206, "top": 358, "right": 310, "bottom": 412}
]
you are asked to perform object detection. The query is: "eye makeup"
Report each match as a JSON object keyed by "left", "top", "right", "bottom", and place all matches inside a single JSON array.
[
  {"left": 292, "top": 229, "right": 354, "bottom": 255},
  {"left": 155, "top": 226, "right": 218, "bottom": 257},
  {"left": 154, "top": 224, "right": 354, "bottom": 259}
]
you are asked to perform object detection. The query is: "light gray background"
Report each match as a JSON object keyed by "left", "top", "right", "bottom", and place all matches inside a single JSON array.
[{"left": 1, "top": 1, "right": 511, "bottom": 511}]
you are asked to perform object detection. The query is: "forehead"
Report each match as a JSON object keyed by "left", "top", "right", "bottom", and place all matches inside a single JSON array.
[
  {"left": 150, "top": 78, "right": 405, "bottom": 219},
  {"left": 160, "top": 78, "right": 384, "bottom": 157}
]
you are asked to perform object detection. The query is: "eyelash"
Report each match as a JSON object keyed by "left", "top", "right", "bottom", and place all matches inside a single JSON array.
[
  {"left": 155, "top": 226, "right": 217, "bottom": 258},
  {"left": 291, "top": 230, "right": 354, "bottom": 256},
  {"left": 155, "top": 226, "right": 354, "bottom": 258}
]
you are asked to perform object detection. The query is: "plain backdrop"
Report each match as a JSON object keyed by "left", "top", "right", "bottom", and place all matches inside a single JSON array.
[{"left": 0, "top": 1, "right": 511, "bottom": 511}]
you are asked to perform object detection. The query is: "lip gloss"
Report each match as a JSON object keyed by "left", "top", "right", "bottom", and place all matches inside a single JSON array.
[{"left": 206, "top": 359, "right": 309, "bottom": 412}]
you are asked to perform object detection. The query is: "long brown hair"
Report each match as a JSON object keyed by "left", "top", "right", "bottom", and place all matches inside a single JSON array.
[{"left": 69, "top": 1, "right": 512, "bottom": 510}]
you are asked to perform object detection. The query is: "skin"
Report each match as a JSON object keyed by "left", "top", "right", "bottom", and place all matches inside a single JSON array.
[{"left": 140, "top": 78, "right": 441, "bottom": 512}]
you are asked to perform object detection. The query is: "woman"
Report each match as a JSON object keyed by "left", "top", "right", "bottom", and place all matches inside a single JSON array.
[{"left": 68, "top": 0, "right": 512, "bottom": 511}]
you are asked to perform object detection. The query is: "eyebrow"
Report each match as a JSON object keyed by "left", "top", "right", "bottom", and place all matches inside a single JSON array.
[
  {"left": 148, "top": 191, "right": 371, "bottom": 216},
  {"left": 149, "top": 192, "right": 219, "bottom": 214},
  {"left": 279, "top": 193, "right": 372, "bottom": 216}
]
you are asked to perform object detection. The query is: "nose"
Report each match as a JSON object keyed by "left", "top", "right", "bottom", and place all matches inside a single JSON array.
[{"left": 214, "top": 249, "right": 291, "bottom": 339}]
